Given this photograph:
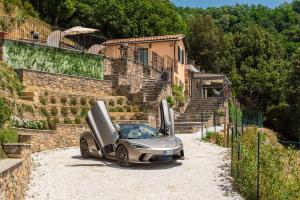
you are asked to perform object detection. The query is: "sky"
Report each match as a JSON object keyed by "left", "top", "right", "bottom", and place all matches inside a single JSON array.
[{"left": 172, "top": 0, "right": 293, "bottom": 8}]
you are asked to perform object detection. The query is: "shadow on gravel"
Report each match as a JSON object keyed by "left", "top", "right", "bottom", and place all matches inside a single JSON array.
[
  {"left": 217, "top": 162, "right": 241, "bottom": 198},
  {"left": 69, "top": 155, "right": 183, "bottom": 170}
]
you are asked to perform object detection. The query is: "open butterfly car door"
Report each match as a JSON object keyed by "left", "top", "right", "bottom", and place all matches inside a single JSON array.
[
  {"left": 160, "top": 99, "right": 175, "bottom": 136},
  {"left": 86, "top": 101, "right": 119, "bottom": 155}
]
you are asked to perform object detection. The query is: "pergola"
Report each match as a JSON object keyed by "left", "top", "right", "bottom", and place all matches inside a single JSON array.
[{"left": 190, "top": 72, "right": 231, "bottom": 99}]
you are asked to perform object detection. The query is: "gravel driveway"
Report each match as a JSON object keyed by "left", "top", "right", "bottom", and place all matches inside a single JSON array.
[{"left": 26, "top": 134, "right": 243, "bottom": 200}]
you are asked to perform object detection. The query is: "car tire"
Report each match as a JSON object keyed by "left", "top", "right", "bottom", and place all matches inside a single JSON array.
[
  {"left": 80, "top": 139, "right": 89, "bottom": 158},
  {"left": 116, "top": 145, "right": 129, "bottom": 167}
]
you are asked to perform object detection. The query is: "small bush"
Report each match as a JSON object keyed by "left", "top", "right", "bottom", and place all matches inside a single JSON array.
[
  {"left": 117, "top": 98, "right": 124, "bottom": 105},
  {"left": 50, "top": 106, "right": 58, "bottom": 116},
  {"left": 116, "top": 106, "right": 124, "bottom": 112},
  {"left": 172, "top": 85, "right": 186, "bottom": 107},
  {"left": 69, "top": 97, "right": 78, "bottom": 106},
  {"left": 23, "top": 104, "right": 34, "bottom": 113},
  {"left": 80, "top": 97, "right": 87, "bottom": 105},
  {"left": 70, "top": 107, "right": 78, "bottom": 115},
  {"left": 44, "top": 90, "right": 49, "bottom": 96},
  {"left": 0, "top": 129, "right": 18, "bottom": 145},
  {"left": 80, "top": 107, "right": 89, "bottom": 117},
  {"left": 60, "top": 96, "right": 67, "bottom": 105},
  {"left": 61, "top": 107, "right": 68, "bottom": 117},
  {"left": 125, "top": 105, "right": 133, "bottom": 112},
  {"left": 64, "top": 118, "right": 72, "bottom": 124},
  {"left": 89, "top": 98, "right": 96, "bottom": 106},
  {"left": 74, "top": 117, "right": 81, "bottom": 124},
  {"left": 50, "top": 96, "right": 56, "bottom": 104},
  {"left": 203, "top": 131, "right": 224, "bottom": 146},
  {"left": 16, "top": 104, "right": 24, "bottom": 117},
  {"left": 39, "top": 96, "right": 47, "bottom": 105},
  {"left": 52, "top": 117, "right": 60, "bottom": 125},
  {"left": 10, "top": 116, "right": 49, "bottom": 130},
  {"left": 108, "top": 99, "right": 115, "bottom": 107},
  {"left": 40, "top": 107, "right": 50, "bottom": 118},
  {"left": 109, "top": 107, "right": 117, "bottom": 112},
  {"left": 167, "top": 96, "right": 175, "bottom": 107}
]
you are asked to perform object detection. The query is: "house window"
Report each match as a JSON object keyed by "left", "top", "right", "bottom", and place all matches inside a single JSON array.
[{"left": 177, "top": 46, "right": 185, "bottom": 65}]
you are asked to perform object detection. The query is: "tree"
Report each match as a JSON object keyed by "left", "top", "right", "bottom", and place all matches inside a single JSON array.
[
  {"left": 29, "top": 0, "right": 76, "bottom": 26},
  {"left": 187, "top": 15, "right": 226, "bottom": 72},
  {"left": 231, "top": 25, "right": 287, "bottom": 110},
  {"left": 286, "top": 48, "right": 300, "bottom": 140}
]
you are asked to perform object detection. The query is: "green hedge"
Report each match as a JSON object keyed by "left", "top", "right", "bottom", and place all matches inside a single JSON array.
[
  {"left": 232, "top": 127, "right": 300, "bottom": 200},
  {"left": 4, "top": 40, "right": 104, "bottom": 79}
]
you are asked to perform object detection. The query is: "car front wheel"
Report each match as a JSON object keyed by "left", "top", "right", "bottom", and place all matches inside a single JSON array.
[
  {"left": 80, "top": 139, "right": 89, "bottom": 158},
  {"left": 116, "top": 145, "right": 129, "bottom": 167}
]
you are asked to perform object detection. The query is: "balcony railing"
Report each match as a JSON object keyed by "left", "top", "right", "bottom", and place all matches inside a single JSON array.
[
  {"left": 1, "top": 15, "right": 106, "bottom": 54},
  {"left": 152, "top": 51, "right": 164, "bottom": 70}
]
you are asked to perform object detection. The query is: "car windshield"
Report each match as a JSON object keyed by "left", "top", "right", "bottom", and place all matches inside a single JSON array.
[{"left": 119, "top": 124, "right": 164, "bottom": 139}]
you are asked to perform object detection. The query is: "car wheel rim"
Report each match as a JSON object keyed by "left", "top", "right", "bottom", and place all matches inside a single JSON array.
[
  {"left": 80, "top": 140, "right": 88, "bottom": 156},
  {"left": 117, "top": 146, "right": 128, "bottom": 166}
]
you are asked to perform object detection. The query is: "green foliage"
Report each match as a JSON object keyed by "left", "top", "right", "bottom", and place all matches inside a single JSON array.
[
  {"left": 61, "top": 107, "right": 68, "bottom": 117},
  {"left": 40, "top": 107, "right": 49, "bottom": 118},
  {"left": 0, "top": 61, "right": 23, "bottom": 94},
  {"left": 117, "top": 98, "right": 124, "bottom": 105},
  {"left": 79, "top": 97, "right": 87, "bottom": 105},
  {"left": 125, "top": 105, "right": 133, "bottom": 112},
  {"left": 172, "top": 85, "right": 186, "bottom": 107},
  {"left": 60, "top": 96, "right": 67, "bottom": 105},
  {"left": 80, "top": 107, "right": 88, "bottom": 117},
  {"left": 232, "top": 128, "right": 300, "bottom": 200},
  {"left": 0, "top": 129, "right": 18, "bottom": 145},
  {"left": 0, "top": 98, "right": 12, "bottom": 128},
  {"left": 167, "top": 96, "right": 175, "bottom": 107},
  {"left": 50, "top": 96, "right": 56, "bottom": 104},
  {"left": 69, "top": 97, "right": 77, "bottom": 106},
  {"left": 23, "top": 104, "right": 34, "bottom": 114},
  {"left": 115, "top": 106, "right": 124, "bottom": 112},
  {"left": 52, "top": 117, "right": 60, "bottom": 125},
  {"left": 108, "top": 99, "right": 115, "bottom": 107},
  {"left": 39, "top": 96, "right": 47, "bottom": 105},
  {"left": 11, "top": 116, "right": 49, "bottom": 130},
  {"left": 88, "top": 98, "right": 96, "bottom": 106},
  {"left": 50, "top": 106, "right": 58, "bottom": 116},
  {"left": 74, "top": 116, "right": 81, "bottom": 124},
  {"left": 229, "top": 102, "right": 242, "bottom": 124},
  {"left": 34, "top": 0, "right": 186, "bottom": 38},
  {"left": 70, "top": 107, "right": 78, "bottom": 115},
  {"left": 4, "top": 40, "right": 104, "bottom": 79},
  {"left": 203, "top": 131, "right": 224, "bottom": 146},
  {"left": 63, "top": 118, "right": 72, "bottom": 124}
]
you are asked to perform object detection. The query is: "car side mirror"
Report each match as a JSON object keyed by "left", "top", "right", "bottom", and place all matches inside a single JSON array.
[{"left": 115, "top": 124, "right": 121, "bottom": 132}]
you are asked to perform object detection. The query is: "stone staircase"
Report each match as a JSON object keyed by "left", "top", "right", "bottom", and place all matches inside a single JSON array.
[
  {"left": 132, "top": 76, "right": 171, "bottom": 111},
  {"left": 175, "top": 97, "right": 224, "bottom": 134}
]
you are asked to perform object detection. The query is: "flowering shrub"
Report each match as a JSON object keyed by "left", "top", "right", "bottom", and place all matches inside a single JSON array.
[{"left": 10, "top": 116, "right": 48, "bottom": 130}]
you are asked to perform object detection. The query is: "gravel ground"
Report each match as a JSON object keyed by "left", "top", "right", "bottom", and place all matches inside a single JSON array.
[{"left": 25, "top": 134, "right": 243, "bottom": 200}]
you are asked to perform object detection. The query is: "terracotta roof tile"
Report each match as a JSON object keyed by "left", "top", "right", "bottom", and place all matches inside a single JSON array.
[{"left": 102, "top": 34, "right": 184, "bottom": 45}]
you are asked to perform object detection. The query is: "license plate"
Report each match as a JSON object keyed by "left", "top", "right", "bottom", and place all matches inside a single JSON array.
[{"left": 165, "top": 150, "right": 175, "bottom": 155}]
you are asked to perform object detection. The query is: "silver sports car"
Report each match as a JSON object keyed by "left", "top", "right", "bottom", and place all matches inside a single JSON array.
[{"left": 80, "top": 99, "right": 184, "bottom": 167}]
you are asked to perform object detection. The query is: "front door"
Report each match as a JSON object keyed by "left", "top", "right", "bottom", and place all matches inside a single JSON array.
[{"left": 86, "top": 101, "right": 119, "bottom": 154}]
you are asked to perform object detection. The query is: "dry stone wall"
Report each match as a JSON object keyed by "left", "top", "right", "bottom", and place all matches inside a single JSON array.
[
  {"left": 16, "top": 68, "right": 113, "bottom": 97},
  {"left": 17, "top": 124, "right": 89, "bottom": 153},
  {"left": 0, "top": 145, "right": 31, "bottom": 200}
]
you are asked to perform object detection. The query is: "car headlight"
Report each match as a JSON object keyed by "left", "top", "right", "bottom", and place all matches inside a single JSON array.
[
  {"left": 130, "top": 143, "right": 150, "bottom": 149},
  {"left": 177, "top": 139, "right": 183, "bottom": 146}
]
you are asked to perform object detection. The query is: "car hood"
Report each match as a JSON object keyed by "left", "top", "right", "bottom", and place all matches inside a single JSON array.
[{"left": 124, "top": 136, "right": 181, "bottom": 148}]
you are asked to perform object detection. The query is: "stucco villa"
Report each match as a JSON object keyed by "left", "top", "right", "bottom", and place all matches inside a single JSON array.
[{"left": 101, "top": 34, "right": 190, "bottom": 91}]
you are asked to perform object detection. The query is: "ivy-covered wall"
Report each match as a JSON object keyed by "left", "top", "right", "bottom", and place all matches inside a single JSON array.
[{"left": 3, "top": 40, "right": 104, "bottom": 79}]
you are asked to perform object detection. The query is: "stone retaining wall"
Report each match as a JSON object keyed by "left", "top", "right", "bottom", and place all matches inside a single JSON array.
[
  {"left": 0, "top": 145, "right": 31, "bottom": 200},
  {"left": 16, "top": 68, "right": 113, "bottom": 97},
  {"left": 107, "top": 58, "right": 144, "bottom": 94},
  {"left": 17, "top": 124, "right": 89, "bottom": 153}
]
